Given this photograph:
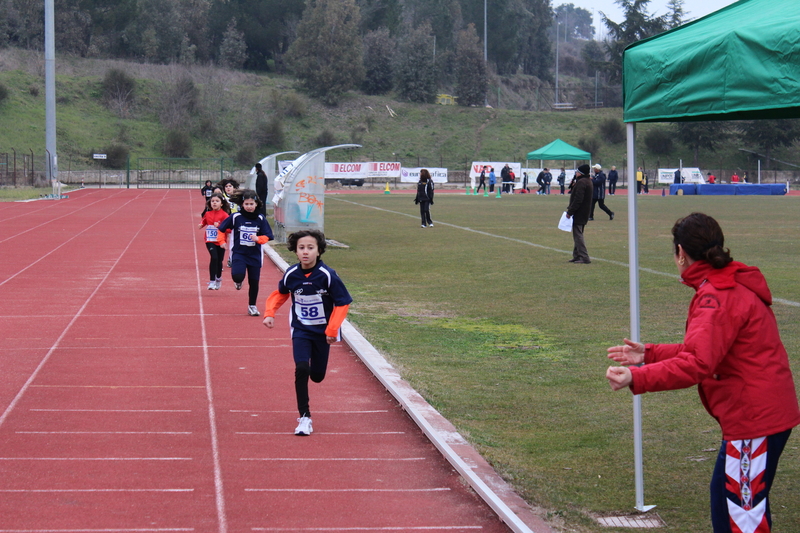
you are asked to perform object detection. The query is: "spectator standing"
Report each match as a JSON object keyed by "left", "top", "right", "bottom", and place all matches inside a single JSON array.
[
  {"left": 500, "top": 164, "right": 511, "bottom": 194},
  {"left": 557, "top": 168, "right": 566, "bottom": 195},
  {"left": 414, "top": 169, "right": 435, "bottom": 228},
  {"left": 674, "top": 168, "right": 683, "bottom": 184},
  {"left": 607, "top": 166, "right": 618, "bottom": 195},
  {"left": 606, "top": 213, "right": 800, "bottom": 533},
  {"left": 636, "top": 167, "right": 644, "bottom": 194},
  {"left": 488, "top": 167, "right": 496, "bottom": 193},
  {"left": 543, "top": 168, "right": 552, "bottom": 195},
  {"left": 565, "top": 164, "right": 593, "bottom": 264},
  {"left": 589, "top": 164, "right": 614, "bottom": 221},
  {"left": 521, "top": 172, "right": 529, "bottom": 193},
  {"left": 476, "top": 166, "right": 487, "bottom": 193},
  {"left": 536, "top": 169, "right": 547, "bottom": 195},
  {"left": 731, "top": 172, "right": 740, "bottom": 183},
  {"left": 255, "top": 163, "right": 269, "bottom": 217},
  {"left": 707, "top": 172, "right": 716, "bottom": 184}
]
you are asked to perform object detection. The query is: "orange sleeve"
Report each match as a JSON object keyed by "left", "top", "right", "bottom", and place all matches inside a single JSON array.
[
  {"left": 264, "top": 290, "right": 290, "bottom": 317},
  {"left": 256, "top": 235, "right": 270, "bottom": 245},
  {"left": 324, "top": 304, "right": 350, "bottom": 338},
  {"left": 216, "top": 231, "right": 227, "bottom": 245}
]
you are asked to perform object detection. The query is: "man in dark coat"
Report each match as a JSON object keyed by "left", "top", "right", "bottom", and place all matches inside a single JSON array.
[
  {"left": 255, "top": 162, "right": 268, "bottom": 216},
  {"left": 565, "top": 164, "right": 593, "bottom": 264},
  {"left": 607, "top": 166, "right": 618, "bottom": 195},
  {"left": 590, "top": 164, "right": 614, "bottom": 221}
]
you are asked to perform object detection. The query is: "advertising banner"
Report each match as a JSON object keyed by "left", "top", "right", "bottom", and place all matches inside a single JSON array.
[
  {"left": 658, "top": 168, "right": 705, "bottom": 184},
  {"left": 469, "top": 162, "right": 522, "bottom": 187},
  {"left": 401, "top": 167, "right": 448, "bottom": 183}
]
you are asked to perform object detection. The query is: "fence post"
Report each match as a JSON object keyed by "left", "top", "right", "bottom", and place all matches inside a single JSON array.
[{"left": 126, "top": 155, "right": 130, "bottom": 188}]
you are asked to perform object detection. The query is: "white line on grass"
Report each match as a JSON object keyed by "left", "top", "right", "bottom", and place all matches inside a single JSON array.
[
  {"left": 330, "top": 197, "right": 800, "bottom": 308},
  {"left": 190, "top": 193, "right": 229, "bottom": 533}
]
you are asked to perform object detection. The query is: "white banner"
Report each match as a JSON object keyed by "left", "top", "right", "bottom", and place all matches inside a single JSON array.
[
  {"left": 366, "top": 162, "right": 402, "bottom": 178},
  {"left": 469, "top": 162, "right": 522, "bottom": 187},
  {"left": 658, "top": 167, "right": 705, "bottom": 184},
  {"left": 325, "top": 162, "right": 368, "bottom": 180},
  {"left": 401, "top": 167, "right": 448, "bottom": 183}
]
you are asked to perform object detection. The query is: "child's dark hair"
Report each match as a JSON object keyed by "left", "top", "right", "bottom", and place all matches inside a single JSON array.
[
  {"left": 206, "top": 192, "right": 231, "bottom": 214},
  {"left": 228, "top": 188, "right": 263, "bottom": 211},
  {"left": 287, "top": 230, "right": 326, "bottom": 255},
  {"left": 217, "top": 178, "right": 240, "bottom": 190},
  {"left": 672, "top": 212, "right": 733, "bottom": 269}
]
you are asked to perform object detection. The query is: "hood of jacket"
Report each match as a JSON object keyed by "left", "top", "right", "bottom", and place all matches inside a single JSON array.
[{"left": 681, "top": 260, "right": 772, "bottom": 306}]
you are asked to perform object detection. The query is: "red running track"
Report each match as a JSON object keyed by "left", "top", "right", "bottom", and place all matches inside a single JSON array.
[{"left": 0, "top": 189, "right": 541, "bottom": 533}]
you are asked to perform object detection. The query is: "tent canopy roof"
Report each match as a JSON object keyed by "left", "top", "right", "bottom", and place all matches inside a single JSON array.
[
  {"left": 623, "top": 0, "right": 800, "bottom": 123},
  {"left": 526, "top": 139, "right": 591, "bottom": 160}
]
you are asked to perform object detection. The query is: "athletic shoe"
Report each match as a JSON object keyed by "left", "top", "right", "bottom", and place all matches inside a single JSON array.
[
  {"left": 248, "top": 305, "right": 260, "bottom": 316},
  {"left": 421, "top": 225, "right": 426, "bottom": 228},
  {"left": 227, "top": 259, "right": 232, "bottom": 268},
  {"left": 610, "top": 212, "right": 615, "bottom": 221},
  {"left": 295, "top": 416, "right": 313, "bottom": 436},
  {"left": 428, "top": 224, "right": 434, "bottom": 227},
  {"left": 207, "top": 281, "right": 215, "bottom": 290},
  {"left": 213, "top": 280, "right": 221, "bottom": 290},
  {"left": 235, "top": 282, "right": 242, "bottom": 290},
  {"left": 573, "top": 259, "right": 592, "bottom": 264}
]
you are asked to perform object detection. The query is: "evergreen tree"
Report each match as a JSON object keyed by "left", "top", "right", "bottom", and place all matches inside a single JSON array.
[
  {"left": 453, "top": 23, "right": 486, "bottom": 107},
  {"left": 674, "top": 122, "right": 729, "bottom": 167},
  {"left": 220, "top": 18, "right": 247, "bottom": 69},
  {"left": 286, "top": 0, "right": 364, "bottom": 105},
  {"left": 357, "top": 0, "right": 402, "bottom": 34},
  {"left": 554, "top": 3, "right": 595, "bottom": 40},
  {"left": 362, "top": 27, "right": 394, "bottom": 95},
  {"left": 394, "top": 22, "right": 437, "bottom": 103},
  {"left": 666, "top": 0, "right": 686, "bottom": 28},
  {"left": 602, "top": 0, "right": 667, "bottom": 82},
  {"left": 739, "top": 119, "right": 800, "bottom": 170}
]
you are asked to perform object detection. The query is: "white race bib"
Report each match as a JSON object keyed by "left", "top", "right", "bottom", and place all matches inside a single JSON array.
[
  {"left": 205, "top": 227, "right": 218, "bottom": 241},
  {"left": 294, "top": 294, "right": 326, "bottom": 325},
  {"left": 239, "top": 226, "right": 257, "bottom": 247}
]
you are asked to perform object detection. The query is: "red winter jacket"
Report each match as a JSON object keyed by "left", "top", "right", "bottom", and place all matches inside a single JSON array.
[{"left": 630, "top": 260, "right": 800, "bottom": 441}]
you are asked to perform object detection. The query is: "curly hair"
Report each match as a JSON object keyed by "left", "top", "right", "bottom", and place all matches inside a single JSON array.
[{"left": 287, "top": 230, "right": 326, "bottom": 255}]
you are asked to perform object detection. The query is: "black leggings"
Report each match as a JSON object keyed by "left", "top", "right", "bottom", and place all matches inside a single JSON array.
[
  {"left": 419, "top": 201, "right": 432, "bottom": 226},
  {"left": 205, "top": 243, "right": 224, "bottom": 281},
  {"left": 231, "top": 257, "right": 261, "bottom": 305}
]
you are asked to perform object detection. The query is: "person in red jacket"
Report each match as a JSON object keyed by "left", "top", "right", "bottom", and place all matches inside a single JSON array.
[
  {"left": 605, "top": 212, "right": 799, "bottom": 533},
  {"left": 198, "top": 192, "right": 230, "bottom": 290}
]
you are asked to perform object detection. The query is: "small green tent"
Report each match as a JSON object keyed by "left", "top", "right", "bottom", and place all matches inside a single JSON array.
[
  {"left": 623, "top": 0, "right": 800, "bottom": 122},
  {"left": 526, "top": 139, "right": 590, "bottom": 161}
]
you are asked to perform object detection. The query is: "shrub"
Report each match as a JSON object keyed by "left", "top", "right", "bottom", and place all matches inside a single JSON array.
[
  {"left": 598, "top": 117, "right": 625, "bottom": 144},
  {"left": 283, "top": 92, "right": 307, "bottom": 118},
  {"left": 578, "top": 136, "right": 601, "bottom": 156},
  {"left": 28, "top": 85, "right": 39, "bottom": 97},
  {"left": 315, "top": 128, "right": 337, "bottom": 147},
  {"left": 235, "top": 144, "right": 257, "bottom": 166},
  {"left": 102, "top": 69, "right": 136, "bottom": 117},
  {"left": 163, "top": 130, "right": 192, "bottom": 157},
  {"left": 0, "top": 83, "right": 8, "bottom": 104},
  {"left": 253, "top": 117, "right": 284, "bottom": 149},
  {"left": 102, "top": 144, "right": 130, "bottom": 168}
]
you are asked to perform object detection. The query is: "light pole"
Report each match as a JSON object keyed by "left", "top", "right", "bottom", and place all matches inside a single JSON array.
[
  {"left": 555, "top": 16, "right": 559, "bottom": 104},
  {"left": 484, "top": 0, "right": 488, "bottom": 107},
  {"left": 45, "top": 0, "right": 57, "bottom": 182}
]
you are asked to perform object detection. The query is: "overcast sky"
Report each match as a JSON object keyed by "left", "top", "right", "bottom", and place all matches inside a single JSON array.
[{"left": 570, "top": 0, "right": 739, "bottom": 39}]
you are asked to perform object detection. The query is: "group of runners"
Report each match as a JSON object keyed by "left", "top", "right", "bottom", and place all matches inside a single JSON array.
[{"left": 198, "top": 179, "right": 352, "bottom": 437}]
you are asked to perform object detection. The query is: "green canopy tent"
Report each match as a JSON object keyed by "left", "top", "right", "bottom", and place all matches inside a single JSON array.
[
  {"left": 621, "top": 0, "right": 800, "bottom": 512},
  {"left": 526, "top": 139, "right": 591, "bottom": 164}
]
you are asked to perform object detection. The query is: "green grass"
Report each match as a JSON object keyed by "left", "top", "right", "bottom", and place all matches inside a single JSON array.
[
  {"left": 0, "top": 186, "right": 77, "bottom": 201},
  {"left": 275, "top": 192, "right": 800, "bottom": 532}
]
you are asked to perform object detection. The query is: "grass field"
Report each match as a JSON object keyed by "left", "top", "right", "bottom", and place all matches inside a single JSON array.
[{"left": 295, "top": 191, "right": 800, "bottom": 532}]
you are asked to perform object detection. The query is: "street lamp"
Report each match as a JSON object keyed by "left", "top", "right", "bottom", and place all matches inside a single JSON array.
[
  {"left": 484, "top": 0, "right": 488, "bottom": 107},
  {"left": 555, "top": 16, "right": 559, "bottom": 104}
]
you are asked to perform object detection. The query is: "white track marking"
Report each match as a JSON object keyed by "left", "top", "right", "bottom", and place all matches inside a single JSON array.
[
  {"left": 0, "top": 489, "right": 193, "bottom": 493},
  {"left": 240, "top": 457, "right": 425, "bottom": 462},
  {"left": 29, "top": 409, "right": 191, "bottom": 413},
  {"left": 331, "top": 197, "right": 800, "bottom": 308},
  {"left": 0, "top": 192, "right": 168, "bottom": 431},
  {"left": 190, "top": 193, "right": 228, "bottom": 533},
  {"left": 235, "top": 432, "right": 404, "bottom": 436},
  {"left": 16, "top": 431, "right": 191, "bottom": 435},
  {"left": 245, "top": 488, "right": 449, "bottom": 492},
  {"left": 0, "top": 457, "right": 191, "bottom": 461},
  {"left": 0, "top": 189, "right": 104, "bottom": 228}
]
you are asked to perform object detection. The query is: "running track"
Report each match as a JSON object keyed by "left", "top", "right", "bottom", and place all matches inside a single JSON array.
[{"left": 0, "top": 189, "right": 550, "bottom": 533}]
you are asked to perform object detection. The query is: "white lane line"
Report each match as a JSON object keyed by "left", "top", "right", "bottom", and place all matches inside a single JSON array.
[
  {"left": 0, "top": 192, "right": 170, "bottom": 431},
  {"left": 190, "top": 193, "right": 228, "bottom": 533},
  {"left": 0, "top": 530, "right": 194, "bottom": 532},
  {"left": 245, "top": 488, "right": 450, "bottom": 492},
  {"left": 0, "top": 191, "right": 145, "bottom": 287},
  {"left": 16, "top": 431, "right": 192, "bottom": 435},
  {"left": 241, "top": 458, "right": 426, "bottom": 462},
  {"left": 30, "top": 385, "right": 204, "bottom": 389},
  {"left": 0, "top": 458, "right": 191, "bottom": 461},
  {"left": 29, "top": 409, "right": 192, "bottom": 413},
  {"left": 331, "top": 197, "right": 800, "bottom": 308},
  {"left": 230, "top": 410, "right": 389, "bottom": 414},
  {"left": 252, "top": 527, "right": 482, "bottom": 531},
  {"left": 0, "top": 189, "right": 112, "bottom": 238},
  {"left": 0, "top": 489, "right": 193, "bottom": 493},
  {"left": 235, "top": 432, "right": 404, "bottom": 436}
]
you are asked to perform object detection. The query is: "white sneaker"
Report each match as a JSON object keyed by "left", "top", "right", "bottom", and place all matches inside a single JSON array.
[
  {"left": 248, "top": 305, "right": 260, "bottom": 316},
  {"left": 207, "top": 281, "right": 215, "bottom": 290},
  {"left": 235, "top": 282, "right": 242, "bottom": 290},
  {"left": 214, "top": 279, "right": 221, "bottom": 290},
  {"left": 428, "top": 223, "right": 434, "bottom": 227},
  {"left": 294, "top": 416, "right": 313, "bottom": 436}
]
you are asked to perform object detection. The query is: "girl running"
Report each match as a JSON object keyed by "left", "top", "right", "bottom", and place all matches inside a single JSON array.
[
  {"left": 263, "top": 230, "right": 352, "bottom": 436},
  {"left": 217, "top": 189, "right": 273, "bottom": 316},
  {"left": 198, "top": 192, "right": 230, "bottom": 290}
]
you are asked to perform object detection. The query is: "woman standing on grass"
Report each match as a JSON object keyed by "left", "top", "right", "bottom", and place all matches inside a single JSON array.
[
  {"left": 414, "top": 169, "right": 434, "bottom": 228},
  {"left": 217, "top": 189, "right": 273, "bottom": 316},
  {"left": 606, "top": 212, "right": 800, "bottom": 533},
  {"left": 198, "top": 192, "right": 230, "bottom": 290}
]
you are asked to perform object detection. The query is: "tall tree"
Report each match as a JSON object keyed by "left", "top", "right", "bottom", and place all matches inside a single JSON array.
[
  {"left": 674, "top": 122, "right": 729, "bottom": 167},
  {"left": 739, "top": 119, "right": 800, "bottom": 169},
  {"left": 394, "top": 22, "right": 437, "bottom": 103},
  {"left": 602, "top": 0, "right": 667, "bottom": 82},
  {"left": 453, "top": 23, "right": 486, "bottom": 106},
  {"left": 554, "top": 3, "right": 595, "bottom": 40},
  {"left": 219, "top": 18, "right": 247, "bottom": 69},
  {"left": 357, "top": 0, "right": 402, "bottom": 34},
  {"left": 666, "top": 0, "right": 686, "bottom": 28},
  {"left": 286, "top": 0, "right": 364, "bottom": 105},
  {"left": 361, "top": 27, "right": 394, "bottom": 95}
]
